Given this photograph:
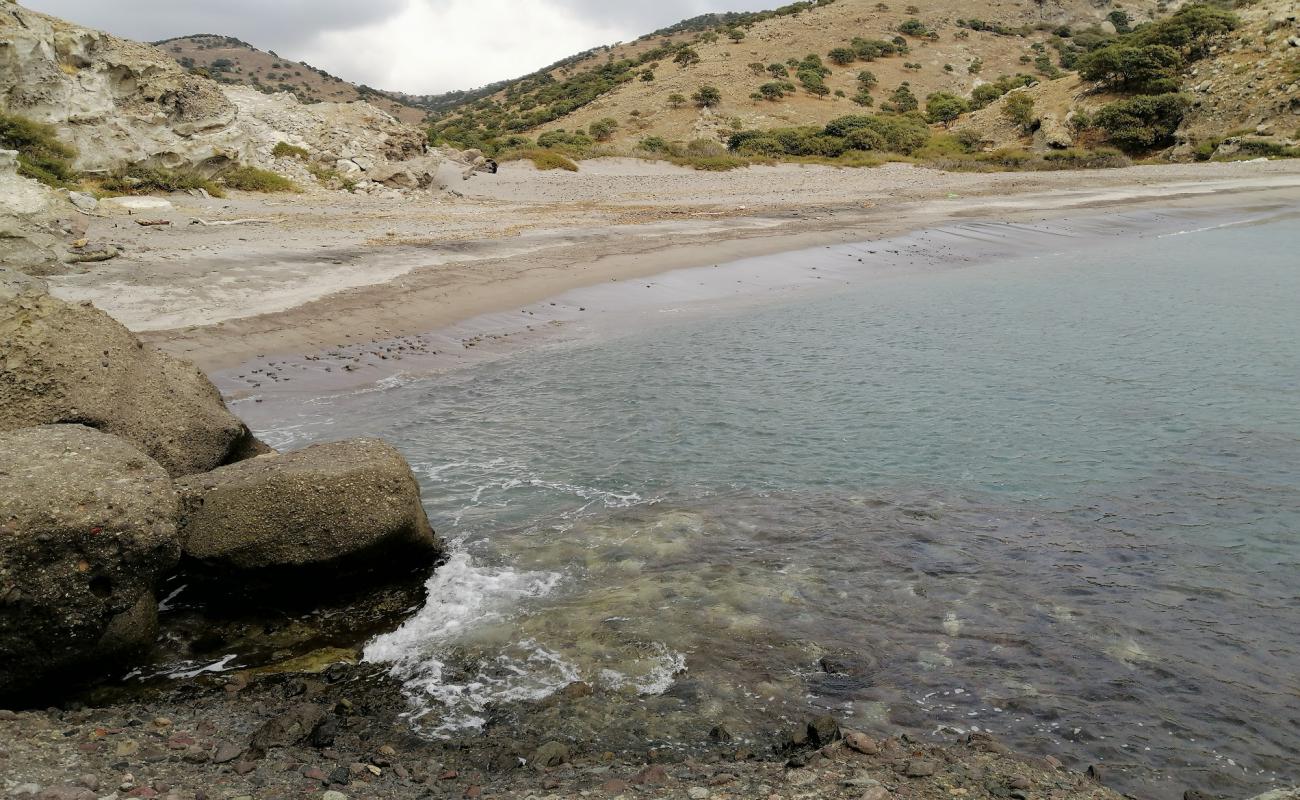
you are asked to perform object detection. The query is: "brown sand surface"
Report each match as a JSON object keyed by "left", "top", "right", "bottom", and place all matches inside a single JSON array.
[{"left": 47, "top": 159, "right": 1300, "bottom": 375}]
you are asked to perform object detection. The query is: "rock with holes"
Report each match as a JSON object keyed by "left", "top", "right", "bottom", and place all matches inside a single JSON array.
[
  {"left": 0, "top": 425, "right": 180, "bottom": 696},
  {"left": 175, "top": 439, "right": 440, "bottom": 574},
  {"left": 0, "top": 267, "right": 270, "bottom": 477}
]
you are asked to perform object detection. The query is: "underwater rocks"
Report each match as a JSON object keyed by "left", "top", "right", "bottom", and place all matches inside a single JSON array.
[
  {"left": 175, "top": 439, "right": 440, "bottom": 574},
  {"left": 0, "top": 425, "right": 180, "bottom": 696},
  {"left": 0, "top": 267, "right": 267, "bottom": 478}
]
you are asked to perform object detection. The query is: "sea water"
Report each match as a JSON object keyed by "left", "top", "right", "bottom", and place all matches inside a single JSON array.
[{"left": 243, "top": 209, "right": 1299, "bottom": 798}]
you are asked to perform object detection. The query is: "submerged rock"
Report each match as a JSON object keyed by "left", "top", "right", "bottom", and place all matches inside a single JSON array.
[
  {"left": 176, "top": 439, "right": 440, "bottom": 575},
  {"left": 0, "top": 267, "right": 268, "bottom": 477},
  {"left": 0, "top": 425, "right": 180, "bottom": 696}
]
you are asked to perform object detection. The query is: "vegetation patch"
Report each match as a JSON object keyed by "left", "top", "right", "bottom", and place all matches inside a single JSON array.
[
  {"left": 99, "top": 166, "right": 226, "bottom": 197},
  {"left": 222, "top": 166, "right": 298, "bottom": 192},
  {"left": 0, "top": 112, "right": 79, "bottom": 188},
  {"left": 271, "top": 141, "right": 310, "bottom": 160}
]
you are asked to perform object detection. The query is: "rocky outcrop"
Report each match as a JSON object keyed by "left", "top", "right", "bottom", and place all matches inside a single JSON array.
[
  {"left": 0, "top": 267, "right": 267, "bottom": 477},
  {"left": 176, "top": 439, "right": 440, "bottom": 573},
  {"left": 0, "top": 425, "right": 180, "bottom": 695},
  {"left": 0, "top": 1, "right": 245, "bottom": 173},
  {"left": 0, "top": 149, "right": 68, "bottom": 274},
  {"left": 0, "top": 2, "right": 435, "bottom": 184}
]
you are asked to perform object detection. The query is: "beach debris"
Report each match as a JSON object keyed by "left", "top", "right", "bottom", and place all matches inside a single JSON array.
[
  {"left": 67, "top": 241, "right": 119, "bottom": 262},
  {"left": 189, "top": 217, "right": 273, "bottom": 226},
  {"left": 134, "top": 218, "right": 170, "bottom": 227},
  {"left": 67, "top": 191, "right": 98, "bottom": 213}
]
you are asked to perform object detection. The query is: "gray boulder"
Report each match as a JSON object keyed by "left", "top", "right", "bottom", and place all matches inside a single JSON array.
[
  {"left": 0, "top": 267, "right": 269, "bottom": 477},
  {"left": 176, "top": 439, "right": 440, "bottom": 572},
  {"left": 0, "top": 150, "right": 67, "bottom": 275},
  {"left": 0, "top": 425, "right": 180, "bottom": 694}
]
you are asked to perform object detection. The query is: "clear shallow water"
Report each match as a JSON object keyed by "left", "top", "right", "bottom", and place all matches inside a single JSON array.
[{"left": 244, "top": 211, "right": 1299, "bottom": 799}]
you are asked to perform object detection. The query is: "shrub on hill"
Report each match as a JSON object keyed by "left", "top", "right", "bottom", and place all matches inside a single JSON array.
[
  {"left": 1002, "top": 92, "right": 1037, "bottom": 130},
  {"left": 1092, "top": 93, "right": 1189, "bottom": 151},
  {"left": 970, "top": 74, "right": 1036, "bottom": 109},
  {"left": 886, "top": 83, "right": 919, "bottom": 113},
  {"left": 589, "top": 118, "right": 620, "bottom": 141},
  {"left": 729, "top": 112, "right": 930, "bottom": 158},
  {"left": 0, "top": 112, "right": 79, "bottom": 188},
  {"left": 222, "top": 166, "right": 297, "bottom": 192},
  {"left": 693, "top": 85, "right": 723, "bottom": 108},
  {"left": 1078, "top": 4, "right": 1238, "bottom": 95},
  {"left": 925, "top": 92, "right": 969, "bottom": 125},
  {"left": 100, "top": 166, "right": 225, "bottom": 197},
  {"left": 828, "top": 47, "right": 856, "bottom": 66},
  {"left": 271, "top": 141, "right": 309, "bottom": 160}
]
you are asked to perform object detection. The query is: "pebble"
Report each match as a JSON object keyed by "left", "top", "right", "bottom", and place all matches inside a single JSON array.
[
  {"left": 212, "top": 742, "right": 242, "bottom": 764},
  {"left": 905, "top": 759, "right": 938, "bottom": 778},
  {"left": 844, "top": 731, "right": 879, "bottom": 756},
  {"left": 688, "top": 788, "right": 710, "bottom": 799},
  {"left": 861, "top": 788, "right": 891, "bottom": 800},
  {"left": 321, "top": 792, "right": 348, "bottom": 800}
]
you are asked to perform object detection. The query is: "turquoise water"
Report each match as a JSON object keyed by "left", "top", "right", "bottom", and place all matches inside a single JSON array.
[{"left": 246, "top": 210, "right": 1300, "bottom": 798}]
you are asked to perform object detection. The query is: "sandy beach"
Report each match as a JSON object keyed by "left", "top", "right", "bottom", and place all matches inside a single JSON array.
[{"left": 46, "top": 159, "right": 1300, "bottom": 381}]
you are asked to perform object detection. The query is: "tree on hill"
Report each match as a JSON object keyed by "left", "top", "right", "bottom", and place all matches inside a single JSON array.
[
  {"left": 693, "top": 85, "right": 723, "bottom": 108},
  {"left": 668, "top": 93, "right": 688, "bottom": 109},
  {"left": 925, "top": 92, "right": 969, "bottom": 126}
]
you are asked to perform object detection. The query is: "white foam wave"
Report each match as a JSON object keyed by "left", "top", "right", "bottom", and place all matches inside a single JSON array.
[{"left": 363, "top": 551, "right": 568, "bottom": 735}]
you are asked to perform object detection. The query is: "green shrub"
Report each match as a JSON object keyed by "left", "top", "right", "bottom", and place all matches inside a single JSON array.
[
  {"left": 668, "top": 93, "right": 688, "bottom": 109},
  {"left": 674, "top": 48, "right": 701, "bottom": 67},
  {"left": 1093, "top": 93, "right": 1189, "bottom": 151},
  {"left": 731, "top": 113, "right": 931, "bottom": 158},
  {"left": 589, "top": 118, "right": 620, "bottom": 141},
  {"left": 638, "top": 136, "right": 671, "bottom": 153},
  {"left": 0, "top": 112, "right": 78, "bottom": 188},
  {"left": 887, "top": 84, "right": 919, "bottom": 113},
  {"left": 100, "top": 166, "right": 226, "bottom": 197},
  {"left": 757, "top": 81, "right": 795, "bottom": 101},
  {"left": 925, "top": 92, "right": 970, "bottom": 125},
  {"left": 271, "top": 141, "right": 309, "bottom": 160},
  {"left": 222, "top": 166, "right": 297, "bottom": 192},
  {"left": 768, "top": 63, "right": 790, "bottom": 78},
  {"left": 828, "top": 47, "right": 856, "bottom": 66},
  {"left": 1133, "top": 4, "right": 1238, "bottom": 60},
  {"left": 898, "top": 19, "right": 929, "bottom": 37},
  {"left": 693, "top": 85, "right": 722, "bottom": 108},
  {"left": 522, "top": 149, "right": 579, "bottom": 171},
  {"left": 1003, "top": 93, "right": 1036, "bottom": 131},
  {"left": 1079, "top": 44, "right": 1183, "bottom": 93},
  {"left": 857, "top": 70, "right": 878, "bottom": 90},
  {"left": 851, "top": 38, "right": 899, "bottom": 61}
]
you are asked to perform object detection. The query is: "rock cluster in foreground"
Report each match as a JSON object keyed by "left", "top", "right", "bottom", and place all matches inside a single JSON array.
[{"left": 0, "top": 267, "right": 442, "bottom": 697}]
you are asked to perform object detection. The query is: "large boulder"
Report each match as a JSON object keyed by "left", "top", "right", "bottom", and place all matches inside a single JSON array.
[
  {"left": 0, "top": 425, "right": 180, "bottom": 695},
  {"left": 176, "top": 439, "right": 440, "bottom": 574},
  {"left": 0, "top": 267, "right": 268, "bottom": 477}
]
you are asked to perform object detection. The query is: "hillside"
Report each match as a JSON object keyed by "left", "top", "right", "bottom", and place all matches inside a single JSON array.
[
  {"left": 429, "top": 0, "right": 1299, "bottom": 161},
  {"left": 430, "top": 0, "right": 1159, "bottom": 145},
  {"left": 155, "top": 34, "right": 429, "bottom": 124}
]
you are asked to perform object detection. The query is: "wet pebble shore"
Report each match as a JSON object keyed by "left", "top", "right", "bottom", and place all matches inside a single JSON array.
[{"left": 0, "top": 662, "right": 1136, "bottom": 800}]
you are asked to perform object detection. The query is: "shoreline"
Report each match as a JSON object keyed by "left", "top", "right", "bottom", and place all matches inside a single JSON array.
[
  {"left": 214, "top": 184, "right": 1300, "bottom": 407},
  {"left": 43, "top": 161, "right": 1300, "bottom": 383}
]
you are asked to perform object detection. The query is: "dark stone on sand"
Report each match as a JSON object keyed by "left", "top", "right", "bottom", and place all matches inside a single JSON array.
[
  {"left": 310, "top": 717, "right": 338, "bottom": 748},
  {"left": 531, "top": 741, "right": 570, "bottom": 769},
  {"left": 807, "top": 715, "right": 841, "bottom": 747},
  {"left": 905, "top": 759, "right": 938, "bottom": 778},
  {"left": 247, "top": 704, "right": 328, "bottom": 755},
  {"left": 708, "top": 725, "right": 733, "bottom": 742}
]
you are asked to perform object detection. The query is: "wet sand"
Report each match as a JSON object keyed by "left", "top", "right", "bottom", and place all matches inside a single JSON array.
[{"left": 44, "top": 160, "right": 1300, "bottom": 383}]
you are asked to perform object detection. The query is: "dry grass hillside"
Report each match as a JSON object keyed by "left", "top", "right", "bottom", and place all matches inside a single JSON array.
[
  {"left": 156, "top": 35, "right": 428, "bottom": 124},
  {"left": 433, "top": 0, "right": 1160, "bottom": 146},
  {"left": 550, "top": 0, "right": 1159, "bottom": 144},
  {"left": 430, "top": 0, "right": 1298, "bottom": 164}
]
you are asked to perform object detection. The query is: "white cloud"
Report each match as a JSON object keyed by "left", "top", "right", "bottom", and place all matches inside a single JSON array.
[
  {"left": 22, "top": 0, "right": 774, "bottom": 94},
  {"left": 300, "top": 0, "right": 627, "bottom": 94}
]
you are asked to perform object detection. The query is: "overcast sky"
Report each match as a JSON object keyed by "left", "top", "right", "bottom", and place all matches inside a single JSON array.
[{"left": 23, "top": 0, "right": 773, "bottom": 94}]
